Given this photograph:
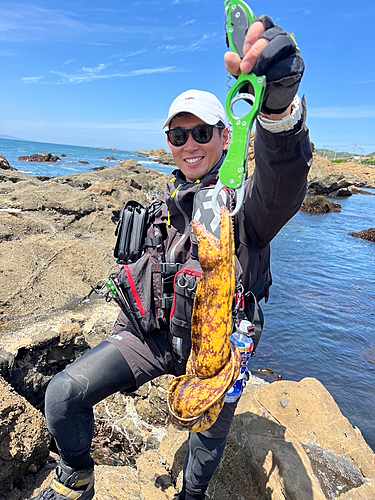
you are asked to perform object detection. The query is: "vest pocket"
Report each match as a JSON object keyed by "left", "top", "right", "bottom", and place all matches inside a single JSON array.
[{"left": 117, "top": 251, "right": 161, "bottom": 335}]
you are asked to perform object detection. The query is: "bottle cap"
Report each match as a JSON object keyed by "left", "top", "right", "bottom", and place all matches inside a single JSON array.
[{"left": 237, "top": 320, "right": 253, "bottom": 334}]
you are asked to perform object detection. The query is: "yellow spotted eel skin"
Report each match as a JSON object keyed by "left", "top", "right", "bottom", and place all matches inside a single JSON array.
[{"left": 167, "top": 206, "right": 241, "bottom": 433}]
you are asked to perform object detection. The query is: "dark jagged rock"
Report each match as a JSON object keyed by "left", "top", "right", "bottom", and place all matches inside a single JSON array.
[
  {"left": 0, "top": 155, "right": 17, "bottom": 170},
  {"left": 329, "top": 187, "right": 352, "bottom": 197},
  {"left": 90, "top": 166, "right": 109, "bottom": 171},
  {"left": 36, "top": 175, "right": 53, "bottom": 181},
  {"left": 78, "top": 160, "right": 90, "bottom": 164},
  {"left": 17, "top": 153, "right": 61, "bottom": 162},
  {"left": 0, "top": 348, "right": 15, "bottom": 377},
  {"left": 105, "top": 157, "right": 117, "bottom": 161},
  {"left": 350, "top": 228, "right": 375, "bottom": 242},
  {"left": 60, "top": 154, "right": 67, "bottom": 157},
  {"left": 300, "top": 196, "right": 342, "bottom": 214}
]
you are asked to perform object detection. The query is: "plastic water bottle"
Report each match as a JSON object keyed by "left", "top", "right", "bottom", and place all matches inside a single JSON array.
[{"left": 225, "top": 320, "right": 255, "bottom": 403}]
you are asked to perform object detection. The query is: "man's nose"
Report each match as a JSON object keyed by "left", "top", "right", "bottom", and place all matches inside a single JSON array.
[{"left": 184, "top": 131, "right": 199, "bottom": 150}]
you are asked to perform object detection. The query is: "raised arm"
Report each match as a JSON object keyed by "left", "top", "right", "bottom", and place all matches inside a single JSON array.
[{"left": 225, "top": 15, "right": 312, "bottom": 248}]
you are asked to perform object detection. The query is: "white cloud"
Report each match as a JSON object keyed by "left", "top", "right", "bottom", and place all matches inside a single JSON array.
[
  {"left": 0, "top": 3, "right": 91, "bottom": 42},
  {"left": 81, "top": 63, "right": 110, "bottom": 75},
  {"left": 36, "top": 65, "right": 186, "bottom": 84},
  {"left": 158, "top": 32, "right": 218, "bottom": 54},
  {"left": 21, "top": 76, "right": 44, "bottom": 84},
  {"left": 181, "top": 19, "right": 196, "bottom": 27},
  {"left": 63, "top": 58, "right": 76, "bottom": 66},
  {"left": 118, "top": 49, "right": 147, "bottom": 61},
  {"left": 309, "top": 106, "right": 375, "bottom": 119}
]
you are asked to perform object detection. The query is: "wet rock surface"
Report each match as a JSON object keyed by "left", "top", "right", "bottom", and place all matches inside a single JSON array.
[
  {"left": 17, "top": 153, "right": 61, "bottom": 162},
  {"left": 300, "top": 196, "right": 342, "bottom": 214},
  {"left": 350, "top": 228, "right": 375, "bottom": 243}
]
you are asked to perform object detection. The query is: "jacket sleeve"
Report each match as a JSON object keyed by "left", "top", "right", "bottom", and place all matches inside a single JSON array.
[{"left": 243, "top": 96, "right": 313, "bottom": 249}]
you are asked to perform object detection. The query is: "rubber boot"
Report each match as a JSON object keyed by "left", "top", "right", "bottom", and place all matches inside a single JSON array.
[{"left": 30, "top": 461, "right": 94, "bottom": 500}]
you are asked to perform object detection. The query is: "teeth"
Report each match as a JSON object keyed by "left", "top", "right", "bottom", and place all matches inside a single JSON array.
[{"left": 185, "top": 157, "right": 203, "bottom": 164}]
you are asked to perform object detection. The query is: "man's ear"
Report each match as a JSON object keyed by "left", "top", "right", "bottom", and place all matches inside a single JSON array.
[{"left": 222, "top": 128, "right": 230, "bottom": 151}]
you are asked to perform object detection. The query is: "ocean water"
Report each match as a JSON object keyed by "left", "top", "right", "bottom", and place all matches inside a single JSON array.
[
  {"left": 1, "top": 138, "right": 374, "bottom": 451},
  {"left": 0, "top": 137, "right": 175, "bottom": 178},
  {"left": 252, "top": 192, "right": 375, "bottom": 451}
]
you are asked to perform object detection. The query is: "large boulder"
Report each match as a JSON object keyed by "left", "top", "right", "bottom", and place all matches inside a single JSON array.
[
  {"left": 1, "top": 181, "right": 98, "bottom": 214},
  {"left": 161, "top": 377, "right": 375, "bottom": 500},
  {"left": 307, "top": 154, "right": 375, "bottom": 195},
  {"left": 0, "top": 377, "right": 50, "bottom": 496},
  {"left": 0, "top": 155, "right": 16, "bottom": 170},
  {"left": 0, "top": 167, "right": 39, "bottom": 184},
  {"left": 224, "top": 377, "right": 375, "bottom": 499}
]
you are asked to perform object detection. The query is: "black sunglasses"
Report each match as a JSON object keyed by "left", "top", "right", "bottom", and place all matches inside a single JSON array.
[{"left": 166, "top": 124, "right": 225, "bottom": 147}]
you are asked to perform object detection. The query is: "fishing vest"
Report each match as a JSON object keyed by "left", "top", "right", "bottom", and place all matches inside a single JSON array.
[{"left": 112, "top": 183, "right": 270, "bottom": 361}]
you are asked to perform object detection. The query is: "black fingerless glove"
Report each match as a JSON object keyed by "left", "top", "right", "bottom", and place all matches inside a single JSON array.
[{"left": 252, "top": 15, "right": 305, "bottom": 115}]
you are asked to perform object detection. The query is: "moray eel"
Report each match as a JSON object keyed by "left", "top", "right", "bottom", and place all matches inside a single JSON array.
[{"left": 167, "top": 206, "right": 241, "bottom": 433}]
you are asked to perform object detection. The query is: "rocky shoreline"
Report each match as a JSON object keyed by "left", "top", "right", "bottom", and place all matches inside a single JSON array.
[
  {"left": 0, "top": 152, "right": 375, "bottom": 499},
  {"left": 1, "top": 301, "right": 375, "bottom": 499}
]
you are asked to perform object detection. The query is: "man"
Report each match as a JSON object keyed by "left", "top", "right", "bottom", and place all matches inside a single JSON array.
[{"left": 32, "top": 15, "right": 312, "bottom": 500}]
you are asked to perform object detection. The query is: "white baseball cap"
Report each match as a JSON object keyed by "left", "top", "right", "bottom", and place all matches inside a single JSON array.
[{"left": 163, "top": 89, "right": 226, "bottom": 129}]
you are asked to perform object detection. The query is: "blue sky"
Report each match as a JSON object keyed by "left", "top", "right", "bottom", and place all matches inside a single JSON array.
[{"left": 1, "top": 0, "right": 374, "bottom": 154}]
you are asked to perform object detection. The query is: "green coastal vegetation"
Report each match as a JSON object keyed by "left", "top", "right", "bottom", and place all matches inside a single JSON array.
[{"left": 316, "top": 148, "right": 375, "bottom": 164}]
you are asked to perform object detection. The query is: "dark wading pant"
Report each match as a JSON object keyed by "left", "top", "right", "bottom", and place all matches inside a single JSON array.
[{"left": 45, "top": 333, "right": 238, "bottom": 497}]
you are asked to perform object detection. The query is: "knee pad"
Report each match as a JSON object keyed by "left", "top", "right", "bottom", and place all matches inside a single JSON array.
[{"left": 45, "top": 370, "right": 86, "bottom": 430}]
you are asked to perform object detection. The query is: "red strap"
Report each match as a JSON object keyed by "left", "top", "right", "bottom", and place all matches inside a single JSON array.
[{"left": 124, "top": 266, "right": 146, "bottom": 316}]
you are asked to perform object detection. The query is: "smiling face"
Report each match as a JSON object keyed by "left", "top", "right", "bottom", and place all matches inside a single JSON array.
[{"left": 167, "top": 113, "right": 229, "bottom": 183}]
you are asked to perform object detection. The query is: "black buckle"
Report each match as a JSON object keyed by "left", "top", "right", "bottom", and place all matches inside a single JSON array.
[{"left": 160, "top": 262, "right": 182, "bottom": 275}]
